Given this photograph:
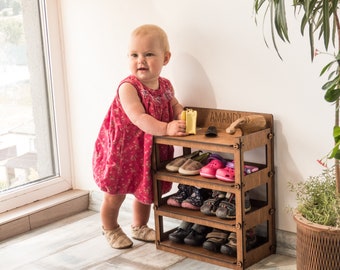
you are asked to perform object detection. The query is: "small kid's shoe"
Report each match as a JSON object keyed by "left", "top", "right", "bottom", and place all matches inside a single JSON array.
[
  {"left": 220, "top": 228, "right": 257, "bottom": 256},
  {"left": 167, "top": 184, "right": 193, "bottom": 207},
  {"left": 102, "top": 226, "right": 133, "bottom": 249},
  {"left": 216, "top": 166, "right": 236, "bottom": 182},
  {"left": 131, "top": 225, "right": 155, "bottom": 242},
  {"left": 220, "top": 232, "right": 237, "bottom": 256},
  {"left": 202, "top": 229, "right": 229, "bottom": 253},
  {"left": 216, "top": 161, "right": 259, "bottom": 182},
  {"left": 181, "top": 187, "right": 211, "bottom": 210},
  {"left": 166, "top": 150, "right": 202, "bottom": 172},
  {"left": 178, "top": 152, "right": 210, "bottom": 175},
  {"left": 199, "top": 154, "right": 226, "bottom": 178},
  {"left": 169, "top": 221, "right": 193, "bottom": 243},
  {"left": 246, "top": 227, "right": 257, "bottom": 251},
  {"left": 200, "top": 190, "right": 226, "bottom": 216},
  {"left": 215, "top": 192, "right": 251, "bottom": 219},
  {"left": 184, "top": 224, "right": 212, "bottom": 246}
]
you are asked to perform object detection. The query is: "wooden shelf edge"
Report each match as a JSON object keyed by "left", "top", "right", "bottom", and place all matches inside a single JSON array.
[{"left": 156, "top": 240, "right": 238, "bottom": 269}]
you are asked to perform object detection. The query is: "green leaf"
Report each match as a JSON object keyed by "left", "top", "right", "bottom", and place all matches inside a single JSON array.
[
  {"left": 300, "top": 14, "right": 308, "bottom": 35},
  {"left": 320, "top": 60, "right": 337, "bottom": 76},
  {"left": 333, "top": 126, "right": 340, "bottom": 139},
  {"left": 270, "top": 2, "right": 284, "bottom": 60},
  {"left": 329, "top": 138, "right": 340, "bottom": 159},
  {"left": 322, "top": 0, "right": 330, "bottom": 49},
  {"left": 276, "top": 0, "right": 289, "bottom": 42},
  {"left": 322, "top": 76, "right": 340, "bottom": 91},
  {"left": 324, "top": 88, "right": 340, "bottom": 102},
  {"left": 307, "top": 8, "right": 316, "bottom": 59},
  {"left": 334, "top": 150, "right": 340, "bottom": 160},
  {"left": 254, "top": 0, "right": 266, "bottom": 11}
]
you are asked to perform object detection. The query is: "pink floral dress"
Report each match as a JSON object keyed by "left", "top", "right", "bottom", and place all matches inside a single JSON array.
[{"left": 92, "top": 75, "right": 174, "bottom": 204}]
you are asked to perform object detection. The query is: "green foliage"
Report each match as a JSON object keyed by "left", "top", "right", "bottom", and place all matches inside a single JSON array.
[
  {"left": 288, "top": 167, "right": 340, "bottom": 227},
  {"left": 253, "top": 0, "right": 339, "bottom": 60},
  {"left": 254, "top": 0, "right": 290, "bottom": 60},
  {"left": 254, "top": 1, "right": 340, "bottom": 193}
]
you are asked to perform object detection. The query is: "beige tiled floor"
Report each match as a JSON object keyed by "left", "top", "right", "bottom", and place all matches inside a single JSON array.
[{"left": 0, "top": 208, "right": 296, "bottom": 269}]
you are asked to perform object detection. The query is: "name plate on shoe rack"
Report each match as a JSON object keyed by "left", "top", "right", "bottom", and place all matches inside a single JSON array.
[
  {"left": 187, "top": 107, "right": 273, "bottom": 131},
  {"left": 154, "top": 108, "right": 273, "bottom": 153}
]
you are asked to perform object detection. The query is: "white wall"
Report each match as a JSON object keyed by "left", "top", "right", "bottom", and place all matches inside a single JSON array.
[{"left": 59, "top": 0, "right": 334, "bottom": 233}]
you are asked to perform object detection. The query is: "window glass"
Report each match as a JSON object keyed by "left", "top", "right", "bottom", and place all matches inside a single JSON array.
[{"left": 0, "top": 0, "right": 58, "bottom": 192}]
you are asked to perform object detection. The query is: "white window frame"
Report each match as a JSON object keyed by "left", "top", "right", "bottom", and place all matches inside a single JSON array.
[{"left": 0, "top": 0, "right": 72, "bottom": 213}]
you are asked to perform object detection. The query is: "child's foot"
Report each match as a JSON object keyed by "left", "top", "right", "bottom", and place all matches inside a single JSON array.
[
  {"left": 102, "top": 226, "right": 133, "bottom": 249},
  {"left": 131, "top": 225, "right": 155, "bottom": 242}
]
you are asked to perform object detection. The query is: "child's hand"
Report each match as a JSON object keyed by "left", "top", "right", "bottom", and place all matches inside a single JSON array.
[{"left": 166, "top": 120, "right": 188, "bottom": 136}]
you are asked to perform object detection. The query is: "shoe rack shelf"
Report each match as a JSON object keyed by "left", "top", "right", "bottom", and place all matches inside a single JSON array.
[{"left": 152, "top": 107, "right": 275, "bottom": 269}]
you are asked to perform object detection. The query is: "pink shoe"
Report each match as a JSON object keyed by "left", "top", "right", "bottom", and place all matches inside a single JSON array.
[
  {"left": 200, "top": 154, "right": 226, "bottom": 178},
  {"left": 216, "top": 162, "right": 259, "bottom": 182},
  {"left": 226, "top": 161, "right": 259, "bottom": 174},
  {"left": 216, "top": 167, "right": 235, "bottom": 182}
]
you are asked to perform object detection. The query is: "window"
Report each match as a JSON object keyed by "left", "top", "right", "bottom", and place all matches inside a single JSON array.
[{"left": 0, "top": 0, "right": 71, "bottom": 212}]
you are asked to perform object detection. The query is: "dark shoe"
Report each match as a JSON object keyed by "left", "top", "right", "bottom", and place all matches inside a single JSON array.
[
  {"left": 167, "top": 184, "right": 193, "bottom": 207},
  {"left": 220, "top": 232, "right": 237, "bottom": 256},
  {"left": 169, "top": 221, "right": 193, "bottom": 243},
  {"left": 220, "top": 228, "right": 257, "bottom": 256},
  {"left": 202, "top": 229, "right": 229, "bottom": 252},
  {"left": 184, "top": 224, "right": 212, "bottom": 246},
  {"left": 215, "top": 192, "right": 251, "bottom": 219},
  {"left": 246, "top": 227, "right": 257, "bottom": 251},
  {"left": 200, "top": 190, "right": 226, "bottom": 215},
  {"left": 181, "top": 187, "right": 211, "bottom": 210}
]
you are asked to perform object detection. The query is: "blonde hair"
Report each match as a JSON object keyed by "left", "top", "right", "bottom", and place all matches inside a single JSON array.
[{"left": 131, "top": 24, "right": 170, "bottom": 52}]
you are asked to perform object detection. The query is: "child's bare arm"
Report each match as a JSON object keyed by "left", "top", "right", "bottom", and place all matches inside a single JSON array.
[
  {"left": 119, "top": 83, "right": 187, "bottom": 136},
  {"left": 171, "top": 97, "right": 184, "bottom": 120}
]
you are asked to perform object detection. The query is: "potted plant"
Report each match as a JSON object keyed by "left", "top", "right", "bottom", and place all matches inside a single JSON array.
[
  {"left": 288, "top": 166, "right": 340, "bottom": 269},
  {"left": 288, "top": 167, "right": 339, "bottom": 228},
  {"left": 253, "top": 1, "right": 340, "bottom": 269}
]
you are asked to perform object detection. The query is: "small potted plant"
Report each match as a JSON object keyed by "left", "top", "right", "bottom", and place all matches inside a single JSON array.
[
  {"left": 253, "top": 1, "right": 340, "bottom": 269},
  {"left": 287, "top": 165, "right": 340, "bottom": 269},
  {"left": 288, "top": 166, "right": 340, "bottom": 228}
]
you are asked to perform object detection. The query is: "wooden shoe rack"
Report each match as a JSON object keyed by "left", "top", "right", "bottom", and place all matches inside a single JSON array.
[{"left": 152, "top": 107, "right": 275, "bottom": 269}]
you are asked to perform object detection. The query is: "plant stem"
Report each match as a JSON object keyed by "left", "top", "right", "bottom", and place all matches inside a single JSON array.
[{"left": 335, "top": 10, "right": 340, "bottom": 194}]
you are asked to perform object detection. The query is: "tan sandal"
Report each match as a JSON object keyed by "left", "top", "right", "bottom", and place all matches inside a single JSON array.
[
  {"left": 131, "top": 225, "right": 155, "bottom": 242},
  {"left": 102, "top": 226, "right": 133, "bottom": 249}
]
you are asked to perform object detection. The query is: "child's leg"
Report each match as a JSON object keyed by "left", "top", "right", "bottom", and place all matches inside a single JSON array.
[
  {"left": 101, "top": 193, "right": 125, "bottom": 230},
  {"left": 132, "top": 198, "right": 151, "bottom": 227},
  {"left": 131, "top": 198, "right": 155, "bottom": 242},
  {"left": 101, "top": 193, "right": 133, "bottom": 249}
]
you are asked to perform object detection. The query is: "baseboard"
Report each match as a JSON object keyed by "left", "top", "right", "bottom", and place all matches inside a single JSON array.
[
  {"left": 0, "top": 189, "right": 89, "bottom": 242},
  {"left": 275, "top": 229, "right": 296, "bottom": 257}
]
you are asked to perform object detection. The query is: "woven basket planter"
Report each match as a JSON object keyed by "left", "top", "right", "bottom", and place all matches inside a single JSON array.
[{"left": 294, "top": 213, "right": 340, "bottom": 270}]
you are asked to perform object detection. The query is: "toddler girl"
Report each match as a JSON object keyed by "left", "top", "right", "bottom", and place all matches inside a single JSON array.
[{"left": 92, "top": 24, "right": 187, "bottom": 249}]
